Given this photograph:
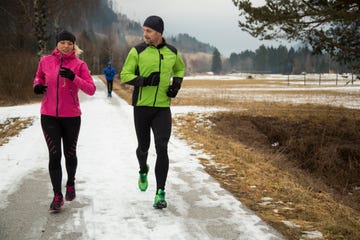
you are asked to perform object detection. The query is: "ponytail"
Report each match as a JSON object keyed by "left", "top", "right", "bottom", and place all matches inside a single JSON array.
[{"left": 74, "top": 44, "right": 83, "bottom": 56}]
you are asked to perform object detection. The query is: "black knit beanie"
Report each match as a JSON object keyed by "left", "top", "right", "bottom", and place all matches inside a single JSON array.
[
  {"left": 56, "top": 30, "right": 76, "bottom": 44},
  {"left": 143, "top": 15, "right": 164, "bottom": 34}
]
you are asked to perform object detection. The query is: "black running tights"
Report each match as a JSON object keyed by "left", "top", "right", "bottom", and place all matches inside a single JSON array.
[
  {"left": 41, "top": 115, "right": 81, "bottom": 195},
  {"left": 107, "top": 80, "right": 113, "bottom": 94},
  {"left": 133, "top": 106, "right": 171, "bottom": 192}
]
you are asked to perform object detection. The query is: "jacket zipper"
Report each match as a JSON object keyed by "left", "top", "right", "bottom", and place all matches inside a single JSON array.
[
  {"left": 56, "top": 54, "right": 63, "bottom": 118},
  {"left": 152, "top": 50, "right": 162, "bottom": 106}
]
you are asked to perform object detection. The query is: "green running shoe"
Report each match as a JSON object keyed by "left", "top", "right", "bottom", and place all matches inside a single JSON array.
[
  {"left": 153, "top": 189, "right": 167, "bottom": 209},
  {"left": 138, "top": 164, "right": 149, "bottom": 191}
]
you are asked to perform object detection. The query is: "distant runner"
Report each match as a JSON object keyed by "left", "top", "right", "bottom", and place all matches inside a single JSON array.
[{"left": 103, "top": 61, "right": 116, "bottom": 97}]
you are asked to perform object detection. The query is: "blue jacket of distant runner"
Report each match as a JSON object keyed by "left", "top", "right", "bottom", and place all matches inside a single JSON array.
[{"left": 104, "top": 62, "right": 116, "bottom": 81}]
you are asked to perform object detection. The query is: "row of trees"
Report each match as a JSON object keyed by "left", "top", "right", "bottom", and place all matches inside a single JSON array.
[
  {"left": 0, "top": 0, "right": 133, "bottom": 71},
  {"left": 1, "top": 0, "right": 107, "bottom": 56},
  {"left": 226, "top": 45, "right": 350, "bottom": 74},
  {"left": 210, "top": 44, "right": 351, "bottom": 75}
]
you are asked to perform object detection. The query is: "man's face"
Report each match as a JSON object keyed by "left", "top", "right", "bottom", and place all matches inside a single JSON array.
[{"left": 143, "top": 26, "right": 161, "bottom": 46}]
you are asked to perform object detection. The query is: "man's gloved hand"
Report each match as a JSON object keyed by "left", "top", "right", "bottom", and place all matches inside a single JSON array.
[
  {"left": 59, "top": 67, "right": 75, "bottom": 81},
  {"left": 143, "top": 72, "right": 160, "bottom": 86},
  {"left": 34, "top": 84, "right": 48, "bottom": 95},
  {"left": 167, "top": 77, "right": 183, "bottom": 98},
  {"left": 166, "top": 85, "right": 179, "bottom": 98}
]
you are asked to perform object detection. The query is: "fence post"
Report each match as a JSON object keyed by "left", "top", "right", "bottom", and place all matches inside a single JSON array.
[
  {"left": 336, "top": 73, "right": 338, "bottom": 86},
  {"left": 288, "top": 74, "right": 290, "bottom": 86},
  {"left": 302, "top": 72, "right": 306, "bottom": 85}
]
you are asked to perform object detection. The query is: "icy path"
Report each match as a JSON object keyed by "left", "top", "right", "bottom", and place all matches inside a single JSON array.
[{"left": 0, "top": 76, "right": 283, "bottom": 240}]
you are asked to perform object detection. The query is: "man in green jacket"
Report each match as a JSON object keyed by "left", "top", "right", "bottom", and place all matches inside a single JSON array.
[{"left": 121, "top": 15, "right": 185, "bottom": 209}]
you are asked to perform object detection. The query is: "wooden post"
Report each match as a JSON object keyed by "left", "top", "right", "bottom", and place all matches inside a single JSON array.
[
  {"left": 288, "top": 74, "right": 290, "bottom": 86},
  {"left": 336, "top": 73, "right": 338, "bottom": 86}
]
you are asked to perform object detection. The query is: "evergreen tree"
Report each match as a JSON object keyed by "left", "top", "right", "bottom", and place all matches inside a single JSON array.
[
  {"left": 229, "top": 53, "right": 239, "bottom": 69},
  {"left": 254, "top": 45, "right": 268, "bottom": 73},
  {"left": 275, "top": 45, "right": 289, "bottom": 74},
  {"left": 287, "top": 47, "right": 296, "bottom": 74},
  {"left": 232, "top": 0, "right": 360, "bottom": 70},
  {"left": 211, "top": 48, "right": 222, "bottom": 74}
]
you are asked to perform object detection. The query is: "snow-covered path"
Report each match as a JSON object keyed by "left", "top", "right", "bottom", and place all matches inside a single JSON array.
[{"left": 0, "top": 76, "right": 283, "bottom": 240}]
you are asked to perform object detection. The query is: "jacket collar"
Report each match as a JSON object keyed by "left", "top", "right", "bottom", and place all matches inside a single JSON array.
[
  {"left": 146, "top": 38, "right": 166, "bottom": 49},
  {"left": 52, "top": 48, "right": 76, "bottom": 60},
  {"left": 156, "top": 38, "right": 166, "bottom": 49}
]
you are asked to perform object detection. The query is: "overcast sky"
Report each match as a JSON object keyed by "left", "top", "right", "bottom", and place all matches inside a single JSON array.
[{"left": 112, "top": 0, "right": 293, "bottom": 57}]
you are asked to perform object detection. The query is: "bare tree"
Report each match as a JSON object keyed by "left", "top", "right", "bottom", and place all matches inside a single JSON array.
[{"left": 33, "top": 0, "right": 47, "bottom": 57}]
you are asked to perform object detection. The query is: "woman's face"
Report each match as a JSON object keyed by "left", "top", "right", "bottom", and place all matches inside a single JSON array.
[{"left": 57, "top": 40, "right": 74, "bottom": 54}]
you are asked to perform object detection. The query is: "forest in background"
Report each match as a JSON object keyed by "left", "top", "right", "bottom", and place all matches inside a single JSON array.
[
  {"left": 228, "top": 45, "right": 351, "bottom": 75},
  {"left": 0, "top": 0, "right": 355, "bottom": 104},
  {"left": 0, "top": 0, "right": 215, "bottom": 75}
]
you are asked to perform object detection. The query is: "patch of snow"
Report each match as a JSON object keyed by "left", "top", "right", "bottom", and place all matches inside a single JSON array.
[
  {"left": 301, "top": 230, "right": 323, "bottom": 239},
  {"left": 282, "top": 220, "right": 301, "bottom": 228}
]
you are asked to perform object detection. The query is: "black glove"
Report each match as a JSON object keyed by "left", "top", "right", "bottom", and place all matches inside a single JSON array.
[
  {"left": 59, "top": 67, "right": 75, "bottom": 81},
  {"left": 143, "top": 72, "right": 160, "bottom": 86},
  {"left": 167, "top": 77, "right": 183, "bottom": 98},
  {"left": 34, "top": 84, "right": 47, "bottom": 95},
  {"left": 167, "top": 85, "right": 179, "bottom": 98}
]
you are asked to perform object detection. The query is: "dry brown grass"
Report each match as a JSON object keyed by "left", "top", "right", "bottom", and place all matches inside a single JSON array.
[
  {"left": 170, "top": 79, "right": 360, "bottom": 111},
  {"left": 106, "top": 75, "right": 360, "bottom": 239},
  {"left": 173, "top": 105, "right": 360, "bottom": 239},
  {"left": 0, "top": 117, "right": 34, "bottom": 146}
]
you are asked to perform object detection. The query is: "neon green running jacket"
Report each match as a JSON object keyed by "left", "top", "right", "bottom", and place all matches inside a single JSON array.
[{"left": 121, "top": 40, "right": 185, "bottom": 107}]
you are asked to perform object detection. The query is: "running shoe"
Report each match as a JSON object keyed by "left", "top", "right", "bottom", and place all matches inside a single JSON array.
[
  {"left": 49, "top": 193, "right": 64, "bottom": 211},
  {"left": 65, "top": 184, "right": 76, "bottom": 201},
  {"left": 153, "top": 189, "right": 167, "bottom": 209},
  {"left": 138, "top": 164, "right": 149, "bottom": 191}
]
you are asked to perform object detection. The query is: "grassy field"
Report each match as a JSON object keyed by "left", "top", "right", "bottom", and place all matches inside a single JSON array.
[
  {"left": 101, "top": 75, "right": 360, "bottom": 240},
  {"left": 1, "top": 75, "right": 359, "bottom": 239}
]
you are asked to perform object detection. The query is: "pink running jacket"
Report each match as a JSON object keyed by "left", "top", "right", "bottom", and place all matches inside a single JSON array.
[{"left": 33, "top": 48, "right": 96, "bottom": 117}]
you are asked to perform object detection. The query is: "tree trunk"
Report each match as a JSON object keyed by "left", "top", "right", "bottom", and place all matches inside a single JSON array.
[{"left": 34, "top": 0, "right": 47, "bottom": 57}]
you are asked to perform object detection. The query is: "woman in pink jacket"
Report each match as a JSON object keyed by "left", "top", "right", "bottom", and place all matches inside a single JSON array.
[{"left": 33, "top": 30, "right": 96, "bottom": 211}]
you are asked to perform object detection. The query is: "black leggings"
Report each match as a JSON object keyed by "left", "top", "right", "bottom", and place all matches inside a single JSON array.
[
  {"left": 41, "top": 115, "right": 81, "bottom": 194},
  {"left": 134, "top": 106, "right": 171, "bottom": 192},
  {"left": 107, "top": 80, "right": 113, "bottom": 94}
]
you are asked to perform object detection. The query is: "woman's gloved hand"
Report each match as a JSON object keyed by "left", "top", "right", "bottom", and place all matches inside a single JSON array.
[
  {"left": 59, "top": 67, "right": 75, "bottom": 81},
  {"left": 34, "top": 84, "right": 48, "bottom": 94}
]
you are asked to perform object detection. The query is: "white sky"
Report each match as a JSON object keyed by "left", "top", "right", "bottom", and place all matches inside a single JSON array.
[
  {"left": 112, "top": 0, "right": 292, "bottom": 57},
  {"left": 0, "top": 76, "right": 283, "bottom": 239}
]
